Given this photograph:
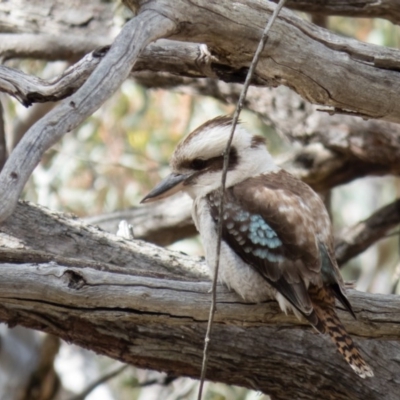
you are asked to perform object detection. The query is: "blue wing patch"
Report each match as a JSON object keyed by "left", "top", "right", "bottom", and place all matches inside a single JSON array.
[{"left": 219, "top": 200, "right": 284, "bottom": 263}]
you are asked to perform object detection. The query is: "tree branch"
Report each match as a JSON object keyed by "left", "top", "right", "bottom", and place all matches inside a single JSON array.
[
  {"left": 3, "top": 2, "right": 400, "bottom": 119},
  {"left": 335, "top": 199, "right": 400, "bottom": 266},
  {"left": 0, "top": 100, "right": 6, "bottom": 170},
  {"left": 0, "top": 203, "right": 399, "bottom": 399},
  {"left": 2, "top": 38, "right": 400, "bottom": 191},
  {"left": 276, "top": 0, "right": 400, "bottom": 25},
  {"left": 0, "top": 11, "right": 176, "bottom": 222}
]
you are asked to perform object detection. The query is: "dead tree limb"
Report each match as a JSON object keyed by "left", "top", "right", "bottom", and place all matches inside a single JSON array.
[
  {"left": 0, "top": 11, "right": 176, "bottom": 222},
  {"left": 275, "top": 0, "right": 400, "bottom": 25},
  {"left": 2, "top": 0, "right": 400, "bottom": 39},
  {"left": 0, "top": 202, "right": 399, "bottom": 400}
]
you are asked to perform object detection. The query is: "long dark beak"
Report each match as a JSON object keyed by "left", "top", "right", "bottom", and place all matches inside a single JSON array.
[{"left": 140, "top": 173, "right": 188, "bottom": 203}]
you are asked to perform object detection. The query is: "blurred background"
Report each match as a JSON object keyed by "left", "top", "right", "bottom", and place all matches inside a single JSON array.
[{"left": 1, "top": 2, "right": 400, "bottom": 399}]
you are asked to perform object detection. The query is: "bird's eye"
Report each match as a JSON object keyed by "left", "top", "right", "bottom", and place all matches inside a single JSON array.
[{"left": 190, "top": 158, "right": 207, "bottom": 170}]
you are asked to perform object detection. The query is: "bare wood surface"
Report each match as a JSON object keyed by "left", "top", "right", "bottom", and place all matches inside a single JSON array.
[
  {"left": 132, "top": 1, "right": 400, "bottom": 122},
  {"left": 0, "top": 202, "right": 399, "bottom": 399}
]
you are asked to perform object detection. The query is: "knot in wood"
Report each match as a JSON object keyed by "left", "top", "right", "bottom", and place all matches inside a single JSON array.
[{"left": 64, "top": 269, "right": 86, "bottom": 290}]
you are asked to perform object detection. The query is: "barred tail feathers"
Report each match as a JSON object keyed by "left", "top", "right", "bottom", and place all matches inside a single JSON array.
[{"left": 314, "top": 304, "right": 374, "bottom": 378}]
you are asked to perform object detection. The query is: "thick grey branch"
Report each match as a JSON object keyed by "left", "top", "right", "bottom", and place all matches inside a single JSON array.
[
  {"left": 277, "top": 0, "right": 400, "bottom": 25},
  {"left": 1, "top": 0, "right": 400, "bottom": 42},
  {"left": 0, "top": 12, "right": 176, "bottom": 222},
  {"left": 0, "top": 203, "right": 399, "bottom": 399}
]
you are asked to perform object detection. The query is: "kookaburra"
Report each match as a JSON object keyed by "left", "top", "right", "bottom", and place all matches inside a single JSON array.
[{"left": 141, "top": 116, "right": 373, "bottom": 378}]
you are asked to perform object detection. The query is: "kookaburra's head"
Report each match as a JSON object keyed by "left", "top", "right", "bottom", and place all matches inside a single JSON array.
[{"left": 141, "top": 116, "right": 279, "bottom": 203}]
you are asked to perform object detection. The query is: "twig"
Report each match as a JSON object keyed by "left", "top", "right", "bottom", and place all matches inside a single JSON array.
[
  {"left": 335, "top": 199, "right": 400, "bottom": 266},
  {"left": 68, "top": 365, "right": 128, "bottom": 400},
  {"left": 197, "top": 0, "right": 288, "bottom": 399},
  {"left": 67, "top": 367, "right": 175, "bottom": 400},
  {"left": 0, "top": 12, "right": 176, "bottom": 223},
  {"left": 0, "top": 99, "right": 6, "bottom": 171}
]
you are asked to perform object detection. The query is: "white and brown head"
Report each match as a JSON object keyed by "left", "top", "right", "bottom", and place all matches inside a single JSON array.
[{"left": 141, "top": 116, "right": 278, "bottom": 203}]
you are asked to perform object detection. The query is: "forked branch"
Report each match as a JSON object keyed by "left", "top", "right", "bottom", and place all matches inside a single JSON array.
[{"left": 0, "top": 11, "right": 176, "bottom": 222}]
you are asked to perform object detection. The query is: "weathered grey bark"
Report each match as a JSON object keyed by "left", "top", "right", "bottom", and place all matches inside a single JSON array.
[
  {"left": 0, "top": 202, "right": 399, "bottom": 400},
  {"left": 0, "top": 0, "right": 114, "bottom": 36},
  {"left": 1, "top": 0, "right": 399, "bottom": 39},
  {"left": 275, "top": 0, "right": 400, "bottom": 25}
]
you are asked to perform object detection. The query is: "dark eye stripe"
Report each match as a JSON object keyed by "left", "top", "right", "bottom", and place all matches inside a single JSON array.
[
  {"left": 178, "top": 147, "right": 239, "bottom": 172},
  {"left": 190, "top": 158, "right": 208, "bottom": 170}
]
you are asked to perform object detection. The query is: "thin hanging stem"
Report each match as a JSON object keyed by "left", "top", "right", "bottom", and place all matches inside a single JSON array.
[{"left": 197, "top": 1, "right": 288, "bottom": 399}]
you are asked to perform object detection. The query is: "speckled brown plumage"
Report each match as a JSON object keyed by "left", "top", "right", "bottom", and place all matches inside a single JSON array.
[
  {"left": 310, "top": 286, "right": 373, "bottom": 378},
  {"left": 207, "top": 169, "right": 373, "bottom": 378},
  {"left": 142, "top": 116, "right": 374, "bottom": 378}
]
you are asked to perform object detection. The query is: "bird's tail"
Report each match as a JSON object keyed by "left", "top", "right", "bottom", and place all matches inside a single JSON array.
[{"left": 313, "top": 303, "right": 374, "bottom": 378}]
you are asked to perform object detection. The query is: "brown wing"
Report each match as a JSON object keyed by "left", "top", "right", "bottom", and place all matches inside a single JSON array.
[{"left": 207, "top": 170, "right": 345, "bottom": 319}]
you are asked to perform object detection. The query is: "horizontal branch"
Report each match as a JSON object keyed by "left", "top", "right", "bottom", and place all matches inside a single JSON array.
[
  {"left": 0, "top": 202, "right": 399, "bottom": 399},
  {"left": 1, "top": 0, "right": 399, "bottom": 44},
  {"left": 5, "top": 2, "right": 400, "bottom": 123},
  {"left": 276, "top": 0, "right": 400, "bottom": 25}
]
